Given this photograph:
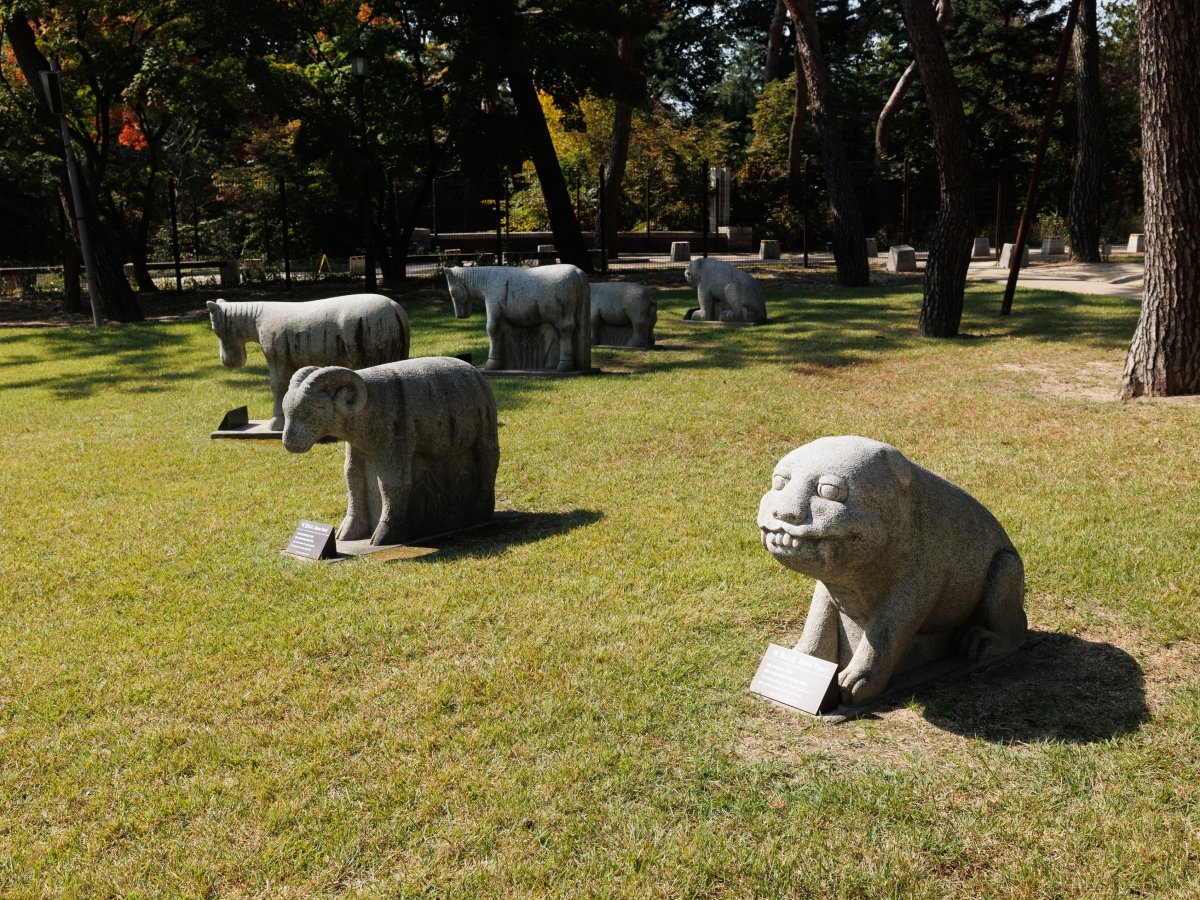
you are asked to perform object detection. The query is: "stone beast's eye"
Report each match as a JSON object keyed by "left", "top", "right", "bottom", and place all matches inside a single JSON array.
[
  {"left": 771, "top": 473, "right": 789, "bottom": 491},
  {"left": 816, "top": 478, "right": 847, "bottom": 502}
]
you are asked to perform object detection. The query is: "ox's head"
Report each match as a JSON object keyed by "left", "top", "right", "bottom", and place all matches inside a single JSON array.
[
  {"left": 281, "top": 365, "right": 367, "bottom": 453},
  {"left": 444, "top": 266, "right": 473, "bottom": 318},
  {"left": 206, "top": 299, "right": 247, "bottom": 368}
]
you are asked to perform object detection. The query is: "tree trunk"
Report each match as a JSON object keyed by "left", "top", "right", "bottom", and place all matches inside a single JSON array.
[
  {"left": 784, "top": 0, "right": 869, "bottom": 287},
  {"left": 896, "top": 0, "right": 974, "bottom": 337},
  {"left": 786, "top": 48, "right": 808, "bottom": 209},
  {"left": 507, "top": 69, "right": 594, "bottom": 273},
  {"left": 875, "top": 1, "right": 951, "bottom": 175},
  {"left": 3, "top": 14, "right": 142, "bottom": 321},
  {"left": 1068, "top": 0, "right": 1102, "bottom": 263},
  {"left": 60, "top": 195, "right": 82, "bottom": 313},
  {"left": 1120, "top": 0, "right": 1200, "bottom": 398},
  {"left": 766, "top": 1, "right": 788, "bottom": 83},
  {"left": 597, "top": 36, "right": 637, "bottom": 261}
]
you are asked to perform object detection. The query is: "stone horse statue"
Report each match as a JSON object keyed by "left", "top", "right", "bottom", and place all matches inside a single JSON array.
[
  {"left": 444, "top": 264, "right": 591, "bottom": 372},
  {"left": 207, "top": 294, "right": 410, "bottom": 429}
]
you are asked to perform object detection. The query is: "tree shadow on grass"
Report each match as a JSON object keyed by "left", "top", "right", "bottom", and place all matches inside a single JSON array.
[
  {"left": 0, "top": 322, "right": 202, "bottom": 399},
  {"left": 399, "top": 509, "right": 604, "bottom": 563},
  {"left": 915, "top": 632, "right": 1148, "bottom": 744}
]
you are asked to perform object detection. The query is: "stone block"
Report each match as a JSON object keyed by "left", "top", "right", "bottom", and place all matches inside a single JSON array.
[
  {"left": 669, "top": 241, "right": 691, "bottom": 263},
  {"left": 997, "top": 244, "right": 1029, "bottom": 269},
  {"left": 972, "top": 236, "right": 992, "bottom": 257},
  {"left": 1127, "top": 233, "right": 1145, "bottom": 253},
  {"left": 719, "top": 225, "right": 753, "bottom": 251},
  {"left": 218, "top": 259, "right": 239, "bottom": 288},
  {"left": 758, "top": 239, "right": 781, "bottom": 260},
  {"left": 886, "top": 245, "right": 917, "bottom": 273}
]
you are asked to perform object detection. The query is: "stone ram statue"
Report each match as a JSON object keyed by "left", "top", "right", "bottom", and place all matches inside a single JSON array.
[
  {"left": 590, "top": 282, "right": 657, "bottom": 348},
  {"left": 207, "top": 294, "right": 410, "bottom": 429},
  {"left": 758, "top": 436, "right": 1027, "bottom": 707},
  {"left": 684, "top": 257, "right": 766, "bottom": 324},
  {"left": 445, "top": 264, "right": 590, "bottom": 372},
  {"left": 282, "top": 357, "right": 499, "bottom": 546}
]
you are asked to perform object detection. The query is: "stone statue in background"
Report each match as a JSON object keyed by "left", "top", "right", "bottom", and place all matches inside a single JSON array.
[
  {"left": 683, "top": 257, "right": 767, "bottom": 323},
  {"left": 758, "top": 436, "right": 1027, "bottom": 707},
  {"left": 207, "top": 294, "right": 410, "bottom": 430},
  {"left": 445, "top": 264, "right": 591, "bottom": 372},
  {"left": 590, "top": 282, "right": 657, "bottom": 348},
  {"left": 282, "top": 357, "right": 499, "bottom": 545}
]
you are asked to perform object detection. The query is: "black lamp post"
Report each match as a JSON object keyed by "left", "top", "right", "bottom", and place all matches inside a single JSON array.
[{"left": 349, "top": 50, "right": 376, "bottom": 290}]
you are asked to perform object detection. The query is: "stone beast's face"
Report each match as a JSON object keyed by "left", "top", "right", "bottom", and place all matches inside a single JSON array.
[
  {"left": 445, "top": 267, "right": 472, "bottom": 318},
  {"left": 281, "top": 366, "right": 365, "bottom": 453},
  {"left": 683, "top": 259, "right": 702, "bottom": 287},
  {"left": 206, "top": 299, "right": 247, "bottom": 368},
  {"left": 757, "top": 436, "right": 912, "bottom": 584}
]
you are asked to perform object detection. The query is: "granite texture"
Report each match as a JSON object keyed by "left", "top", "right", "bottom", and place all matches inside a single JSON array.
[
  {"left": 445, "top": 264, "right": 591, "bottom": 372},
  {"left": 683, "top": 257, "right": 766, "bottom": 323},
  {"left": 282, "top": 357, "right": 499, "bottom": 546},
  {"left": 590, "top": 282, "right": 657, "bottom": 348},
  {"left": 758, "top": 436, "right": 1028, "bottom": 706},
  {"left": 207, "top": 294, "right": 410, "bottom": 430}
]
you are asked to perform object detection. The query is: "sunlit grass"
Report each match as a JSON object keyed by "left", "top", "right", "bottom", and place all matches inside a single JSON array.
[{"left": 0, "top": 278, "right": 1197, "bottom": 896}]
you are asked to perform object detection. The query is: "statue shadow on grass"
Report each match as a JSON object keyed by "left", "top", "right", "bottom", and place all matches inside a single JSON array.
[
  {"left": 910, "top": 631, "right": 1148, "bottom": 744},
  {"left": 400, "top": 508, "right": 603, "bottom": 563}
]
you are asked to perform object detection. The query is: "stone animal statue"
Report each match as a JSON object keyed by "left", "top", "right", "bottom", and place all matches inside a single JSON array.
[
  {"left": 758, "top": 436, "right": 1027, "bottom": 707},
  {"left": 282, "top": 357, "right": 499, "bottom": 546},
  {"left": 445, "top": 264, "right": 590, "bottom": 372},
  {"left": 590, "top": 282, "right": 657, "bottom": 348},
  {"left": 684, "top": 257, "right": 766, "bottom": 323},
  {"left": 207, "top": 295, "right": 410, "bottom": 430}
]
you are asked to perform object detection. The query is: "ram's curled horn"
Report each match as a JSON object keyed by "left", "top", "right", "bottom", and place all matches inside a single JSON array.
[
  {"left": 307, "top": 366, "right": 367, "bottom": 412},
  {"left": 289, "top": 365, "right": 321, "bottom": 393}
]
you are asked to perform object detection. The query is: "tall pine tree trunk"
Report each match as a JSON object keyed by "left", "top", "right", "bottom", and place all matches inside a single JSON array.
[
  {"left": 3, "top": 14, "right": 141, "bottom": 321},
  {"left": 507, "top": 69, "right": 594, "bottom": 273},
  {"left": 1068, "top": 0, "right": 1102, "bottom": 263},
  {"left": 766, "top": 1, "right": 788, "bottom": 83},
  {"left": 784, "top": 0, "right": 868, "bottom": 287},
  {"left": 1120, "top": 0, "right": 1200, "bottom": 398},
  {"left": 787, "top": 49, "right": 808, "bottom": 209},
  {"left": 597, "top": 35, "right": 637, "bottom": 261},
  {"left": 897, "top": 0, "right": 974, "bottom": 337}
]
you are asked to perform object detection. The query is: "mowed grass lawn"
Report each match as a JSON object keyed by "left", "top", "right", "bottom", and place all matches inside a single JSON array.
[{"left": 1, "top": 275, "right": 1198, "bottom": 897}]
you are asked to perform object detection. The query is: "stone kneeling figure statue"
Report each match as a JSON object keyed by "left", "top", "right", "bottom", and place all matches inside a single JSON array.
[
  {"left": 282, "top": 357, "right": 499, "bottom": 546},
  {"left": 758, "top": 436, "right": 1028, "bottom": 707}
]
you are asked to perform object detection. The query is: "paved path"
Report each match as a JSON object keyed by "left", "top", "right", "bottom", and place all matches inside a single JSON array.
[{"left": 963, "top": 259, "right": 1144, "bottom": 299}]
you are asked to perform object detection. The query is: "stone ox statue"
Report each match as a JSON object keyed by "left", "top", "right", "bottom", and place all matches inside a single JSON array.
[
  {"left": 282, "top": 357, "right": 499, "bottom": 545},
  {"left": 590, "top": 282, "right": 657, "bottom": 348},
  {"left": 207, "top": 294, "right": 410, "bottom": 430},
  {"left": 684, "top": 257, "right": 766, "bottom": 324},
  {"left": 758, "top": 436, "right": 1027, "bottom": 707},
  {"left": 445, "top": 264, "right": 590, "bottom": 372}
]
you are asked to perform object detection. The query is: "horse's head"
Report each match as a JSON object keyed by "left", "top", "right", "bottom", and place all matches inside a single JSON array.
[
  {"left": 206, "top": 299, "right": 247, "bottom": 368},
  {"left": 444, "top": 267, "right": 472, "bottom": 318}
]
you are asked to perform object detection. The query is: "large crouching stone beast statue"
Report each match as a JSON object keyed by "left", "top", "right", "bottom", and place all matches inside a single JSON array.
[
  {"left": 207, "top": 294, "right": 410, "bottom": 430},
  {"left": 758, "top": 436, "right": 1027, "bottom": 707},
  {"left": 282, "top": 357, "right": 499, "bottom": 545},
  {"left": 683, "top": 257, "right": 766, "bottom": 324}
]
